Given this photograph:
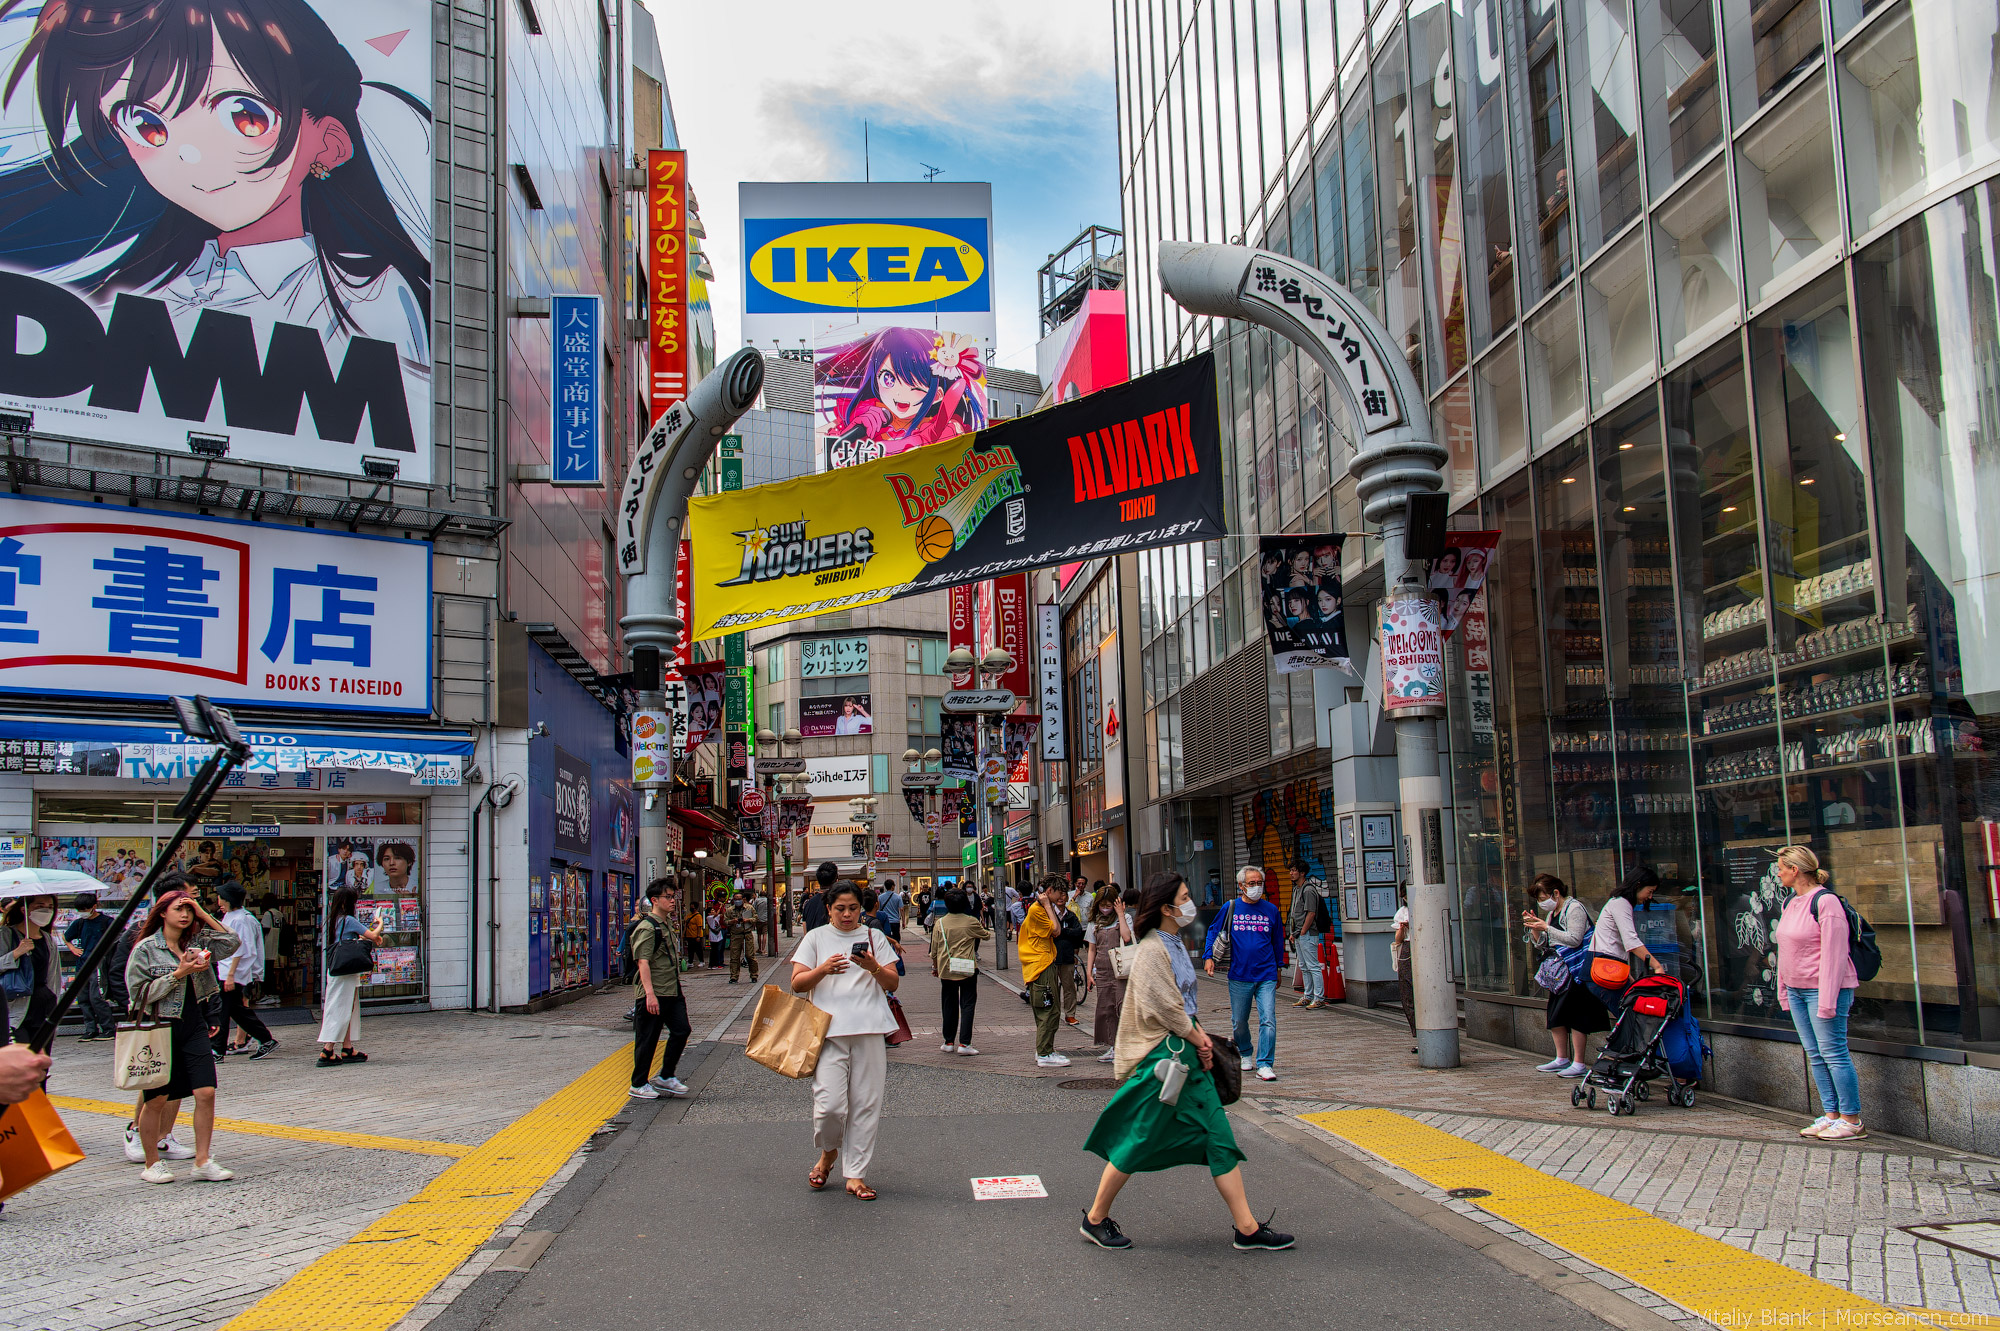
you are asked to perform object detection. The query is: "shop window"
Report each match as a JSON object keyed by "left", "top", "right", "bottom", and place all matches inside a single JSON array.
[
  {"left": 1720, "top": 0, "right": 1822, "bottom": 117},
  {"left": 1433, "top": 376, "right": 1478, "bottom": 509},
  {"left": 34, "top": 797, "right": 158, "bottom": 824},
  {"left": 1652, "top": 161, "right": 1739, "bottom": 361},
  {"left": 1736, "top": 72, "right": 1839, "bottom": 305},
  {"left": 1839, "top": 0, "right": 2000, "bottom": 237},
  {"left": 1855, "top": 179, "right": 2000, "bottom": 1047},
  {"left": 1457, "top": 0, "right": 1518, "bottom": 349},
  {"left": 329, "top": 802, "right": 423, "bottom": 825},
  {"left": 1583, "top": 231, "right": 1656, "bottom": 409},
  {"left": 1636, "top": 0, "right": 1722, "bottom": 190},
  {"left": 1527, "top": 286, "right": 1588, "bottom": 447},
  {"left": 1475, "top": 335, "right": 1528, "bottom": 481},
  {"left": 1510, "top": 0, "right": 1576, "bottom": 297},
  {"left": 1561, "top": 0, "right": 1644, "bottom": 258},
  {"left": 1538, "top": 439, "right": 1617, "bottom": 897},
  {"left": 1411, "top": 0, "right": 1468, "bottom": 383}
]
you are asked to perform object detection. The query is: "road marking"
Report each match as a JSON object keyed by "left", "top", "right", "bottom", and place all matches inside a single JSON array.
[
  {"left": 1301, "top": 1108, "right": 1909, "bottom": 1330},
  {"left": 48, "top": 1095, "right": 471, "bottom": 1159},
  {"left": 220, "top": 1043, "right": 637, "bottom": 1331}
]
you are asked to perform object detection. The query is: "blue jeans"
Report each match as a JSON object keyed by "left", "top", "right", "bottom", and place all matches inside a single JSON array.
[
  {"left": 1298, "top": 934, "right": 1325, "bottom": 1002},
  {"left": 1786, "top": 986, "right": 1860, "bottom": 1116},
  {"left": 1228, "top": 978, "right": 1277, "bottom": 1068}
]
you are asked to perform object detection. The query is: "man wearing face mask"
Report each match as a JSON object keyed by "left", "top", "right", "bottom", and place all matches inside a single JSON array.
[{"left": 1203, "top": 867, "right": 1288, "bottom": 1082}]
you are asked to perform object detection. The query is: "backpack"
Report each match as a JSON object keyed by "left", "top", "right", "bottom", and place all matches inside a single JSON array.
[
  {"left": 1310, "top": 893, "right": 1333, "bottom": 935},
  {"left": 1809, "top": 888, "right": 1882, "bottom": 983},
  {"left": 621, "top": 915, "right": 654, "bottom": 982}
]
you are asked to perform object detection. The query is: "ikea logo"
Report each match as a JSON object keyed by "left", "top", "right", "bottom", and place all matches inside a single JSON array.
[{"left": 743, "top": 216, "right": 991, "bottom": 314}]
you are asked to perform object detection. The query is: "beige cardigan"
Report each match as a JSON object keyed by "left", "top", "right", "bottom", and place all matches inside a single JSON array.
[{"left": 1112, "top": 931, "right": 1199, "bottom": 1082}]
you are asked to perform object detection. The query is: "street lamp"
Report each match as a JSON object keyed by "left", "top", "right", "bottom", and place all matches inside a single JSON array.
[
  {"left": 753, "top": 726, "right": 801, "bottom": 956},
  {"left": 978, "top": 649, "right": 1014, "bottom": 967}
]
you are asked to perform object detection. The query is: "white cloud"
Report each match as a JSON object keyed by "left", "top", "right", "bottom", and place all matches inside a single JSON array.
[{"left": 651, "top": 0, "right": 1118, "bottom": 372}]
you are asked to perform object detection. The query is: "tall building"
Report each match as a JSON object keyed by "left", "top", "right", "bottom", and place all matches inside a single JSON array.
[
  {"left": 1113, "top": 0, "right": 2000, "bottom": 1136},
  {"left": 0, "top": 0, "right": 709, "bottom": 1015}
]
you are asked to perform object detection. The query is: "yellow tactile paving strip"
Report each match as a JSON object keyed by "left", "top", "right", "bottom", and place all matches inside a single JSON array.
[
  {"left": 1300, "top": 1108, "right": 1921, "bottom": 1331},
  {"left": 220, "top": 1043, "right": 638, "bottom": 1331},
  {"left": 50, "top": 1095, "right": 473, "bottom": 1159}
]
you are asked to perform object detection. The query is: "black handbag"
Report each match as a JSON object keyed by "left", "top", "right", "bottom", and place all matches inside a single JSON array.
[
  {"left": 327, "top": 935, "right": 374, "bottom": 976},
  {"left": 1207, "top": 1035, "right": 1243, "bottom": 1106}
]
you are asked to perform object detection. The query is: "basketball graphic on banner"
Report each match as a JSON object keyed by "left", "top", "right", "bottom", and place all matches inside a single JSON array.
[{"left": 915, "top": 514, "right": 955, "bottom": 562}]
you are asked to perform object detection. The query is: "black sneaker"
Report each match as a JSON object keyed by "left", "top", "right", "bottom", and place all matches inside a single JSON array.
[
  {"left": 1232, "top": 1220, "right": 1296, "bottom": 1251},
  {"left": 251, "top": 1040, "right": 279, "bottom": 1060},
  {"left": 1079, "top": 1210, "right": 1131, "bottom": 1250}
]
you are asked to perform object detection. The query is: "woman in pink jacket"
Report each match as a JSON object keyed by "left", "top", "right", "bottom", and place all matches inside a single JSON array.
[{"left": 1772, "top": 846, "right": 1863, "bottom": 1140}]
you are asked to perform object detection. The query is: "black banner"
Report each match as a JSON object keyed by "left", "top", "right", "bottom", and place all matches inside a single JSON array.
[{"left": 1260, "top": 534, "right": 1351, "bottom": 674}]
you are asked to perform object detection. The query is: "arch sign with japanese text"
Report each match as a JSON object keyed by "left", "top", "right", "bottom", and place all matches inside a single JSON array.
[{"left": 0, "top": 493, "right": 431, "bottom": 714}]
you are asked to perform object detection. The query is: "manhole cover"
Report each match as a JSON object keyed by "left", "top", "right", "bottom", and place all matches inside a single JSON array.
[
  {"left": 1059, "top": 1078, "right": 1118, "bottom": 1090},
  {"left": 1447, "top": 1187, "right": 1493, "bottom": 1199}
]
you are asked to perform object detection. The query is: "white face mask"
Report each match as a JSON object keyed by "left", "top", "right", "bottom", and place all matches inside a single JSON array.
[
  {"left": 1242, "top": 882, "right": 1264, "bottom": 902},
  {"left": 1175, "top": 901, "right": 1199, "bottom": 923},
  {"left": 27, "top": 906, "right": 54, "bottom": 927}
]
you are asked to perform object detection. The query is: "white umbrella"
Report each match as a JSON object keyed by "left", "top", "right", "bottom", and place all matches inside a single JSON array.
[{"left": 0, "top": 867, "right": 110, "bottom": 899}]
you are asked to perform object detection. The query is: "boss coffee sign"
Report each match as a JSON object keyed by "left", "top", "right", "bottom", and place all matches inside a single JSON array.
[{"left": 553, "top": 748, "right": 592, "bottom": 855}]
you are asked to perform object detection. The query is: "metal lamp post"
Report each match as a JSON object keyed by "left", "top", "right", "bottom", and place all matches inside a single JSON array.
[
  {"left": 1157, "top": 241, "right": 1460, "bottom": 1069},
  {"left": 754, "top": 727, "right": 802, "bottom": 956}
]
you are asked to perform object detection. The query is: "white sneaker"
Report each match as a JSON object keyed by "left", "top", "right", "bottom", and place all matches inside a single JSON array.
[
  {"left": 940, "top": 1042, "right": 958, "bottom": 1053},
  {"left": 189, "top": 1159, "right": 234, "bottom": 1182},
  {"left": 1256, "top": 1066, "right": 1278, "bottom": 1082},
  {"left": 1036, "top": 1053, "right": 1071, "bottom": 1067},
  {"left": 123, "top": 1126, "right": 146, "bottom": 1164},
  {"left": 661, "top": 1076, "right": 690, "bottom": 1096},
  {"left": 628, "top": 1083, "right": 661, "bottom": 1099},
  {"left": 1097, "top": 1049, "right": 1116, "bottom": 1063},
  {"left": 140, "top": 1162, "right": 174, "bottom": 1184},
  {"left": 1800, "top": 1115, "right": 1836, "bottom": 1137},
  {"left": 158, "top": 1135, "right": 196, "bottom": 1161},
  {"left": 1535, "top": 1056, "right": 1570, "bottom": 1072},
  {"left": 1239, "top": 1055, "right": 1255, "bottom": 1071},
  {"left": 956, "top": 1046, "right": 979, "bottom": 1057},
  {"left": 1556, "top": 1062, "right": 1588, "bottom": 1078}
]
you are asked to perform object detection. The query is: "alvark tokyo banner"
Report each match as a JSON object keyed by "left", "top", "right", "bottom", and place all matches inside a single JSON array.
[{"left": 687, "top": 355, "right": 1222, "bottom": 638}]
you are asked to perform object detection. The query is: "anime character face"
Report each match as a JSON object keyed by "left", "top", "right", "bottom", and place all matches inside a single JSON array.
[
  {"left": 875, "top": 363, "right": 931, "bottom": 422},
  {"left": 101, "top": 47, "right": 350, "bottom": 236}
]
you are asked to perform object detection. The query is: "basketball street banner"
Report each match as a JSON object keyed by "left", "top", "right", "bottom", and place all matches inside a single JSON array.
[{"left": 686, "top": 355, "right": 1221, "bottom": 639}]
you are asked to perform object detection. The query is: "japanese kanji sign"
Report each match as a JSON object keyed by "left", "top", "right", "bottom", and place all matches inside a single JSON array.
[
  {"left": 551, "top": 294, "right": 602, "bottom": 486},
  {"left": 0, "top": 494, "right": 430, "bottom": 713},
  {"left": 648, "top": 149, "right": 689, "bottom": 419},
  {"left": 1241, "top": 251, "right": 1408, "bottom": 435}
]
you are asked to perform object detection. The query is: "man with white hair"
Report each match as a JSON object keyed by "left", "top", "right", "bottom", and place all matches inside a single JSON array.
[{"left": 1203, "top": 865, "right": 1288, "bottom": 1082}]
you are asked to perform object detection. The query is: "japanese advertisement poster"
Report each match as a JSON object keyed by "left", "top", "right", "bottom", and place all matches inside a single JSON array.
[{"left": 1259, "top": 534, "right": 1351, "bottom": 674}]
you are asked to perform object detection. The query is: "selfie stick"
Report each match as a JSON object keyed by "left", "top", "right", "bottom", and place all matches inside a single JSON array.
[{"left": 13, "top": 697, "right": 252, "bottom": 1054}]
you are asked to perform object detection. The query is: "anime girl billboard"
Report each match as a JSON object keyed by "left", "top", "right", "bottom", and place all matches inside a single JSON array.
[
  {"left": 813, "top": 324, "right": 988, "bottom": 470},
  {"left": 0, "top": 0, "right": 432, "bottom": 479}
]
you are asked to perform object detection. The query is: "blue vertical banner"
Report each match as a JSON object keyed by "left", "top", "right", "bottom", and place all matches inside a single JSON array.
[{"left": 551, "top": 294, "right": 602, "bottom": 486}]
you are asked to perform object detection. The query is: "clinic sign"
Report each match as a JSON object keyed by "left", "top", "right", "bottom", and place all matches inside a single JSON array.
[{"left": 0, "top": 493, "right": 430, "bottom": 714}]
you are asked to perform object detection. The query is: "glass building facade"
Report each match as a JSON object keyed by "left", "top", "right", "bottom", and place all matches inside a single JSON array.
[{"left": 1115, "top": 0, "right": 2000, "bottom": 1062}]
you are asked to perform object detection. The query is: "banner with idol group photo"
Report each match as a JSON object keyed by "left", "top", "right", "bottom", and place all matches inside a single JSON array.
[
  {"left": 687, "top": 354, "right": 1223, "bottom": 640},
  {"left": 1431, "top": 531, "right": 1500, "bottom": 636},
  {"left": 1260, "top": 534, "right": 1351, "bottom": 674}
]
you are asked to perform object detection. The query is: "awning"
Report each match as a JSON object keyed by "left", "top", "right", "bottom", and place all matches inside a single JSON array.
[
  {"left": 670, "top": 806, "right": 731, "bottom": 836},
  {"left": 0, "top": 714, "right": 474, "bottom": 784}
]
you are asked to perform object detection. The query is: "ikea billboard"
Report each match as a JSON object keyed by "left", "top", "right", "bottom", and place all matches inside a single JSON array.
[{"left": 739, "top": 183, "right": 996, "bottom": 353}]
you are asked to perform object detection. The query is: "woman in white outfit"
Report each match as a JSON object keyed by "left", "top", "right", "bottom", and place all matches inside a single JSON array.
[
  {"left": 792, "top": 880, "right": 899, "bottom": 1201},
  {"left": 317, "top": 887, "right": 383, "bottom": 1067}
]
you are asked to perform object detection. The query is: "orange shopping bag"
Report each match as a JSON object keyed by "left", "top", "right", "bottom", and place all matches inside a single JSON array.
[{"left": 0, "top": 1089, "right": 86, "bottom": 1201}]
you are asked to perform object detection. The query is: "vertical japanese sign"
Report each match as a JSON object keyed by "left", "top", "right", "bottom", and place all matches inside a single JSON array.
[
  {"left": 1459, "top": 589, "right": 1494, "bottom": 738},
  {"left": 0, "top": 493, "right": 429, "bottom": 713},
  {"left": 648, "top": 149, "right": 689, "bottom": 419},
  {"left": 674, "top": 540, "right": 694, "bottom": 670},
  {"left": 993, "top": 574, "right": 1032, "bottom": 706},
  {"left": 1036, "top": 602, "right": 1065, "bottom": 762},
  {"left": 550, "top": 295, "right": 601, "bottom": 485},
  {"left": 949, "top": 585, "right": 976, "bottom": 686}
]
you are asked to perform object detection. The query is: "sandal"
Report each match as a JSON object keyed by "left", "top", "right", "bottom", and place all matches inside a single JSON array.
[
  {"left": 846, "top": 1180, "right": 878, "bottom": 1201},
  {"left": 808, "top": 1164, "right": 831, "bottom": 1191},
  {"left": 340, "top": 1049, "right": 368, "bottom": 1063}
]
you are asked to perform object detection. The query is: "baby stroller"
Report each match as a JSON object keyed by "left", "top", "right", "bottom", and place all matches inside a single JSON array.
[{"left": 1569, "top": 973, "right": 1707, "bottom": 1116}]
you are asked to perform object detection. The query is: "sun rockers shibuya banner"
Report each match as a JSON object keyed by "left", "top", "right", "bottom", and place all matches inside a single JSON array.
[{"left": 687, "top": 354, "right": 1221, "bottom": 639}]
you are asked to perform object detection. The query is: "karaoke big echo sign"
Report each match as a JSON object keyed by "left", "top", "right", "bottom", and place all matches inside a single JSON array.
[{"left": 0, "top": 493, "right": 432, "bottom": 714}]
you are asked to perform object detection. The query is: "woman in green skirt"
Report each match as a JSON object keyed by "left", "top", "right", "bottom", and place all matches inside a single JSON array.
[{"left": 1078, "top": 871, "right": 1295, "bottom": 1252}]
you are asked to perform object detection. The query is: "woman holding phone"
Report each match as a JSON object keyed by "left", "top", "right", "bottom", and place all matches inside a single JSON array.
[
  {"left": 125, "top": 889, "right": 240, "bottom": 1183},
  {"left": 318, "top": 888, "right": 385, "bottom": 1067},
  {"left": 792, "top": 880, "right": 899, "bottom": 1201}
]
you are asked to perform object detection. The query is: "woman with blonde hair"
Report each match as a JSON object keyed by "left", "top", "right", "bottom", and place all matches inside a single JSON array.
[{"left": 1773, "top": 846, "right": 1864, "bottom": 1140}]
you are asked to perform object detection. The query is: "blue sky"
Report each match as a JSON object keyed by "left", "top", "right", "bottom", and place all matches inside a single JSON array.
[{"left": 658, "top": 1, "right": 1122, "bottom": 373}]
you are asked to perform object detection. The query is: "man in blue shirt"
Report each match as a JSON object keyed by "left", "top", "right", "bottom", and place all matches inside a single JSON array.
[{"left": 1204, "top": 866, "right": 1288, "bottom": 1082}]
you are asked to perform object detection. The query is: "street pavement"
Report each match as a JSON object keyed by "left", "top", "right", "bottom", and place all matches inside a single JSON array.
[{"left": 6, "top": 929, "right": 2000, "bottom": 1331}]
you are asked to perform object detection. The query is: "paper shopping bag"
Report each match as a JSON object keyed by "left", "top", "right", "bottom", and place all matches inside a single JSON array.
[
  {"left": 0, "top": 1089, "right": 87, "bottom": 1200},
  {"left": 744, "top": 984, "right": 831, "bottom": 1079}
]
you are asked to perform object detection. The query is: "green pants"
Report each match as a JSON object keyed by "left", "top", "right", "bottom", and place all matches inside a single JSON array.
[
  {"left": 730, "top": 934, "right": 759, "bottom": 981},
  {"left": 1028, "top": 969, "right": 1061, "bottom": 1056}
]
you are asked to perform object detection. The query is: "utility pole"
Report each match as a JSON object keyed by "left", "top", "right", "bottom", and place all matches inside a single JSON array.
[
  {"left": 620, "top": 348, "right": 766, "bottom": 903},
  {"left": 944, "top": 646, "right": 1017, "bottom": 971},
  {"left": 1158, "top": 243, "right": 1459, "bottom": 1069}
]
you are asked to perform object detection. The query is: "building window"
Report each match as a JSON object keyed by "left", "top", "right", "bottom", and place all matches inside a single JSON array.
[
  {"left": 803, "top": 674, "right": 866, "bottom": 698},
  {"left": 906, "top": 638, "right": 922, "bottom": 673},
  {"left": 906, "top": 695, "right": 941, "bottom": 742},
  {"left": 768, "top": 702, "right": 785, "bottom": 734},
  {"left": 764, "top": 643, "right": 787, "bottom": 682}
]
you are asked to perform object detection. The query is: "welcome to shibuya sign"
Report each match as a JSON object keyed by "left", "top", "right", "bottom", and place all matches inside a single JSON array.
[{"left": 0, "top": 493, "right": 431, "bottom": 714}]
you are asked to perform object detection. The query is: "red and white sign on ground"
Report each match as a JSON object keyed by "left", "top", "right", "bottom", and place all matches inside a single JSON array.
[{"left": 971, "top": 1175, "right": 1048, "bottom": 1200}]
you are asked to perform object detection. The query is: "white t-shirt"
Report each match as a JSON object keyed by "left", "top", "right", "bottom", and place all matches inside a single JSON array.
[
  {"left": 1393, "top": 905, "right": 1411, "bottom": 962},
  {"left": 794, "top": 924, "right": 897, "bottom": 1037}
]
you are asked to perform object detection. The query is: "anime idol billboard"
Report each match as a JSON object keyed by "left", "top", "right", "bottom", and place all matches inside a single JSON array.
[
  {"left": 740, "top": 182, "right": 996, "bottom": 472},
  {"left": 0, "top": 0, "right": 433, "bottom": 480}
]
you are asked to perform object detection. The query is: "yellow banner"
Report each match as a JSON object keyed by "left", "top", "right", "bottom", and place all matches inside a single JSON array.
[{"left": 687, "top": 434, "right": 1023, "bottom": 639}]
